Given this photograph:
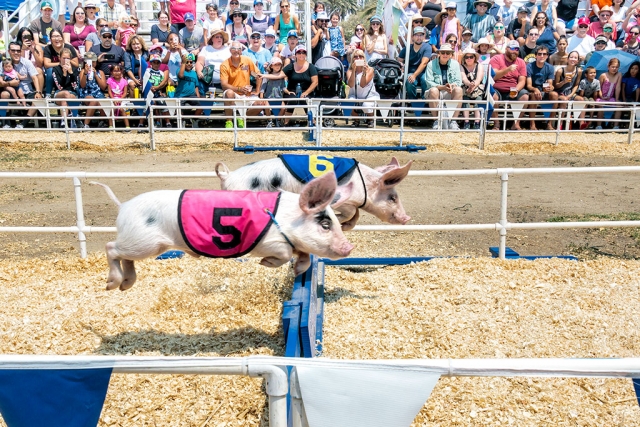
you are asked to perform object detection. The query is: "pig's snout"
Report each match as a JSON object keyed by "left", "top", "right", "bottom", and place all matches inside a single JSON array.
[
  {"left": 331, "top": 240, "right": 354, "bottom": 258},
  {"left": 391, "top": 213, "right": 411, "bottom": 225}
]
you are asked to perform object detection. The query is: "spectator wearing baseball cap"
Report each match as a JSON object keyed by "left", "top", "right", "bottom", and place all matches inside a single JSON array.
[
  {"left": 279, "top": 30, "right": 300, "bottom": 64},
  {"left": 462, "top": 0, "right": 497, "bottom": 43},
  {"left": 436, "top": 2, "right": 461, "bottom": 50},
  {"left": 489, "top": 38, "right": 529, "bottom": 130},
  {"left": 179, "top": 12, "right": 205, "bottom": 56},
  {"left": 248, "top": 0, "right": 275, "bottom": 38},
  {"left": 167, "top": 0, "right": 196, "bottom": 33},
  {"left": 244, "top": 30, "right": 273, "bottom": 73},
  {"left": 363, "top": 15, "right": 388, "bottom": 63},
  {"left": 398, "top": 25, "right": 432, "bottom": 102},
  {"left": 89, "top": 25, "right": 126, "bottom": 78},
  {"left": 273, "top": 0, "right": 301, "bottom": 45},
  {"left": 567, "top": 16, "right": 595, "bottom": 62},
  {"left": 264, "top": 28, "right": 279, "bottom": 55},
  {"left": 506, "top": 5, "right": 529, "bottom": 41},
  {"left": 583, "top": 34, "right": 614, "bottom": 65},
  {"left": 28, "top": 1, "right": 63, "bottom": 46}
]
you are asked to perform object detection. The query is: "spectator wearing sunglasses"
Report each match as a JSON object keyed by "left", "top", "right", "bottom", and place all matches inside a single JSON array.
[
  {"left": 489, "top": 39, "right": 529, "bottom": 130},
  {"left": 567, "top": 16, "right": 595, "bottom": 62},
  {"left": 311, "top": 11, "right": 331, "bottom": 63},
  {"left": 273, "top": 0, "right": 300, "bottom": 45},
  {"left": 363, "top": 15, "right": 388, "bottom": 63},
  {"left": 622, "top": 25, "right": 640, "bottom": 56},
  {"left": 588, "top": 6, "right": 618, "bottom": 39},
  {"left": 90, "top": 26, "right": 125, "bottom": 78},
  {"left": 526, "top": 45, "right": 558, "bottom": 131},
  {"left": 348, "top": 24, "right": 365, "bottom": 59},
  {"left": 243, "top": 31, "right": 273, "bottom": 73},
  {"left": 226, "top": 8, "right": 252, "bottom": 47},
  {"left": 461, "top": 0, "right": 496, "bottom": 43}
]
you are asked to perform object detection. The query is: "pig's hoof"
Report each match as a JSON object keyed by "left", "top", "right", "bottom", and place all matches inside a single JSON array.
[
  {"left": 106, "top": 280, "right": 121, "bottom": 291},
  {"left": 119, "top": 277, "right": 136, "bottom": 291}
]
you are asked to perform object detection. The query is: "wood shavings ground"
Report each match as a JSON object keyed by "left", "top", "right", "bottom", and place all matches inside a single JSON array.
[{"left": 1, "top": 254, "right": 639, "bottom": 425}]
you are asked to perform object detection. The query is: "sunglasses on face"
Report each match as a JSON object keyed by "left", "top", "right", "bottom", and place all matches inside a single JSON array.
[
  {"left": 578, "top": 24, "right": 588, "bottom": 28},
  {"left": 507, "top": 46, "right": 519, "bottom": 51},
  {"left": 631, "top": 31, "right": 640, "bottom": 35},
  {"left": 230, "top": 47, "right": 242, "bottom": 51},
  {"left": 185, "top": 61, "right": 193, "bottom": 64},
  {"left": 536, "top": 52, "right": 548, "bottom": 56},
  {"left": 494, "top": 25, "right": 504, "bottom": 29},
  {"left": 99, "top": 24, "right": 108, "bottom": 27},
  {"left": 281, "top": 4, "right": 289, "bottom": 7},
  {"left": 356, "top": 28, "right": 364, "bottom": 31},
  {"left": 233, "top": 14, "right": 243, "bottom": 17},
  {"left": 75, "top": 11, "right": 85, "bottom": 15},
  {"left": 464, "top": 55, "right": 475, "bottom": 59},
  {"left": 440, "top": 51, "right": 452, "bottom": 55},
  {"left": 476, "top": 4, "right": 487, "bottom": 7},
  {"left": 251, "top": 35, "right": 261, "bottom": 39},
  {"left": 131, "top": 24, "right": 138, "bottom": 27},
  {"left": 371, "top": 22, "right": 380, "bottom": 25},
  {"left": 102, "top": 35, "right": 112, "bottom": 38},
  {"left": 9, "top": 49, "right": 21, "bottom": 52},
  {"left": 296, "top": 51, "right": 306, "bottom": 54},
  {"left": 354, "top": 55, "right": 364, "bottom": 58},
  {"left": 603, "top": 27, "right": 613, "bottom": 32}
]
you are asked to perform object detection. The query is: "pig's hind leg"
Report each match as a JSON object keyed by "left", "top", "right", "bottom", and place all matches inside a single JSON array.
[
  {"left": 119, "top": 259, "right": 137, "bottom": 291},
  {"left": 105, "top": 241, "right": 125, "bottom": 290},
  {"left": 260, "top": 255, "right": 290, "bottom": 269}
]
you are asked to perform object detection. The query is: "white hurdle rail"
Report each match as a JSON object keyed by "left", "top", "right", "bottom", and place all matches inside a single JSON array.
[
  {"left": 1, "top": 166, "right": 640, "bottom": 259},
  {"left": 1, "top": 354, "right": 640, "bottom": 427}
]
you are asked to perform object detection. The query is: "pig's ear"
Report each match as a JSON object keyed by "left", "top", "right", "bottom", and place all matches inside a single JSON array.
[
  {"left": 330, "top": 182, "right": 353, "bottom": 209},
  {"left": 379, "top": 160, "right": 413, "bottom": 189},
  {"left": 373, "top": 157, "right": 402, "bottom": 174},
  {"left": 388, "top": 157, "right": 400, "bottom": 167},
  {"left": 215, "top": 162, "right": 230, "bottom": 184},
  {"left": 299, "top": 172, "right": 337, "bottom": 214}
]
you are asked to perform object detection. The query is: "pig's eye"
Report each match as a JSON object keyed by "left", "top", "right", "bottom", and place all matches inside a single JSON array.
[
  {"left": 320, "top": 219, "right": 331, "bottom": 230},
  {"left": 388, "top": 194, "right": 397, "bottom": 203}
]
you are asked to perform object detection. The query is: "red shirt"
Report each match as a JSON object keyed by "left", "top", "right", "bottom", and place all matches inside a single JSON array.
[
  {"left": 489, "top": 54, "right": 527, "bottom": 93},
  {"left": 169, "top": 0, "right": 196, "bottom": 25},
  {"left": 587, "top": 21, "right": 617, "bottom": 40}
]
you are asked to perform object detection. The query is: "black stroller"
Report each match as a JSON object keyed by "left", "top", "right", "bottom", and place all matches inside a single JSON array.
[
  {"left": 370, "top": 58, "right": 404, "bottom": 127},
  {"left": 314, "top": 55, "right": 346, "bottom": 127}
]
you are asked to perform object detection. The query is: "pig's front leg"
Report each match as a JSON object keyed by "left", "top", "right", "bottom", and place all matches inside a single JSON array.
[
  {"left": 293, "top": 252, "right": 311, "bottom": 276},
  {"left": 119, "top": 259, "right": 137, "bottom": 291},
  {"left": 340, "top": 208, "right": 360, "bottom": 231},
  {"left": 334, "top": 204, "right": 358, "bottom": 225},
  {"left": 260, "top": 255, "right": 291, "bottom": 268},
  {"left": 105, "top": 241, "right": 124, "bottom": 291}
]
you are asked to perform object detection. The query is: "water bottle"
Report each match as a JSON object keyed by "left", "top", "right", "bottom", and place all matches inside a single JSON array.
[
  {"left": 134, "top": 87, "right": 139, "bottom": 98},
  {"left": 296, "top": 83, "right": 302, "bottom": 98},
  {"left": 88, "top": 69, "right": 94, "bottom": 81}
]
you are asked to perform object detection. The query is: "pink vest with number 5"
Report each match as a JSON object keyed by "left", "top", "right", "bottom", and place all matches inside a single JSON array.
[{"left": 178, "top": 190, "right": 280, "bottom": 258}]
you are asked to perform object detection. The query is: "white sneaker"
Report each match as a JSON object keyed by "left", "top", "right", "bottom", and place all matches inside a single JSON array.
[
  {"left": 432, "top": 120, "right": 439, "bottom": 129},
  {"left": 595, "top": 125, "right": 603, "bottom": 130},
  {"left": 3, "top": 124, "right": 11, "bottom": 129},
  {"left": 15, "top": 124, "right": 23, "bottom": 129},
  {"left": 449, "top": 120, "right": 460, "bottom": 130}
]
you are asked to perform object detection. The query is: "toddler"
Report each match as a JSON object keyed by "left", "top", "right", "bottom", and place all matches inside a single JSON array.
[
  {"left": 116, "top": 15, "right": 136, "bottom": 49},
  {"left": 577, "top": 66, "right": 602, "bottom": 129},
  {"left": 260, "top": 57, "right": 286, "bottom": 127},
  {"left": 106, "top": 64, "right": 130, "bottom": 129},
  {"left": 2, "top": 59, "right": 26, "bottom": 106}
]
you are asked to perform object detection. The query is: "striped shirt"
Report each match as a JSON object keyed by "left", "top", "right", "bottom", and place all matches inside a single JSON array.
[{"left": 100, "top": 2, "right": 126, "bottom": 27}]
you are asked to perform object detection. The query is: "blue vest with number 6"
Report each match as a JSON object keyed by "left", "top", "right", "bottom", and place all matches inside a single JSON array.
[{"left": 278, "top": 154, "right": 358, "bottom": 185}]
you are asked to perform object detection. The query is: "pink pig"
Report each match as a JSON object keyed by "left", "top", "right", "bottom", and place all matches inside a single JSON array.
[
  {"left": 92, "top": 172, "right": 354, "bottom": 291},
  {"left": 216, "top": 155, "right": 413, "bottom": 231}
]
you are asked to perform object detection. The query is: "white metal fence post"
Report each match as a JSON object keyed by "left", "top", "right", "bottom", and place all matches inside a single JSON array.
[
  {"left": 289, "top": 368, "right": 308, "bottom": 427},
  {"left": 498, "top": 171, "right": 510, "bottom": 259},
  {"left": 71, "top": 176, "right": 88, "bottom": 258}
]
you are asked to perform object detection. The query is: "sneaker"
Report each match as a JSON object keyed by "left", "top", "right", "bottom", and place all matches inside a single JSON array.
[
  {"left": 124, "top": 127, "right": 131, "bottom": 133},
  {"left": 3, "top": 124, "right": 11, "bottom": 129},
  {"left": 595, "top": 125, "right": 603, "bottom": 130},
  {"left": 60, "top": 120, "right": 66, "bottom": 128},
  {"left": 266, "top": 119, "right": 274, "bottom": 128},
  {"left": 275, "top": 119, "right": 282, "bottom": 127},
  {"left": 225, "top": 120, "right": 233, "bottom": 128},
  {"left": 463, "top": 121, "right": 470, "bottom": 130},
  {"left": 190, "top": 119, "right": 199, "bottom": 128},
  {"left": 15, "top": 123, "right": 23, "bottom": 129},
  {"left": 165, "top": 122, "right": 172, "bottom": 128},
  {"left": 449, "top": 120, "right": 460, "bottom": 130},
  {"left": 473, "top": 122, "right": 480, "bottom": 130},
  {"left": 83, "top": 123, "right": 90, "bottom": 129},
  {"left": 613, "top": 125, "right": 620, "bottom": 130},
  {"left": 237, "top": 118, "right": 245, "bottom": 128},
  {"left": 432, "top": 120, "right": 439, "bottom": 129}
]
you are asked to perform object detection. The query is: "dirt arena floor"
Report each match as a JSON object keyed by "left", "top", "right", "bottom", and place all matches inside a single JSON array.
[{"left": 1, "top": 129, "right": 640, "bottom": 426}]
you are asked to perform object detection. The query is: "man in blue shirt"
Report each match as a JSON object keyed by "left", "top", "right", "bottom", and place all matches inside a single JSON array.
[
  {"left": 526, "top": 45, "right": 558, "bottom": 130},
  {"left": 398, "top": 26, "right": 432, "bottom": 101},
  {"left": 243, "top": 31, "right": 273, "bottom": 73}
]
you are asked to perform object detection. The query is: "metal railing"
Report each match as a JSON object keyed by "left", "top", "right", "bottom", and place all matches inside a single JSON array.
[{"left": 1, "top": 166, "right": 639, "bottom": 259}]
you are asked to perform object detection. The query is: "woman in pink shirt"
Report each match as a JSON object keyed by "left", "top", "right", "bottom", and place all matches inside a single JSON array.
[
  {"left": 168, "top": 0, "right": 196, "bottom": 32},
  {"left": 63, "top": 6, "right": 97, "bottom": 54}
]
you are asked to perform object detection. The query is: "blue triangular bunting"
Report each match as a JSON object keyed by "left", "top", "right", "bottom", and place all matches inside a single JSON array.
[
  {"left": 633, "top": 378, "right": 640, "bottom": 407},
  {"left": 0, "top": 368, "right": 112, "bottom": 427}
]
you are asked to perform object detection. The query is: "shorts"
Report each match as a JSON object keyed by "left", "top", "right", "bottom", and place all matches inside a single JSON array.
[
  {"left": 53, "top": 89, "right": 78, "bottom": 98},
  {"left": 496, "top": 89, "right": 528, "bottom": 100},
  {"left": 224, "top": 91, "right": 261, "bottom": 107},
  {"left": 79, "top": 88, "right": 105, "bottom": 99},
  {"left": 347, "top": 95, "right": 380, "bottom": 114}
]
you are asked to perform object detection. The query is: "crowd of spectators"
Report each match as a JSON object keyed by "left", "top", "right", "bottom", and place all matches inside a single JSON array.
[{"left": 0, "top": 0, "right": 639, "bottom": 130}]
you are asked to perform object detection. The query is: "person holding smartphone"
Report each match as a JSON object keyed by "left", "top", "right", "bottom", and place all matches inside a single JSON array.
[
  {"left": 52, "top": 48, "right": 81, "bottom": 128},
  {"left": 346, "top": 48, "right": 379, "bottom": 128},
  {"left": 90, "top": 26, "right": 126, "bottom": 78}
]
